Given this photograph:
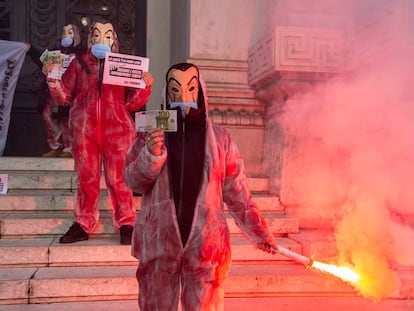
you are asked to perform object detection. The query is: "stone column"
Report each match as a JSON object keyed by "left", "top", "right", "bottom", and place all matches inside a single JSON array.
[{"left": 248, "top": 26, "right": 346, "bottom": 200}]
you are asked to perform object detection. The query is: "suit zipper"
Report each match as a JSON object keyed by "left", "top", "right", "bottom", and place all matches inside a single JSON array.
[
  {"left": 97, "top": 59, "right": 103, "bottom": 147},
  {"left": 177, "top": 120, "right": 186, "bottom": 222}
]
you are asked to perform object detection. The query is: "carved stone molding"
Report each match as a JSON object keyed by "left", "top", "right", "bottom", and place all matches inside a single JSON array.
[
  {"left": 209, "top": 108, "right": 263, "bottom": 127},
  {"left": 248, "top": 26, "right": 346, "bottom": 87}
]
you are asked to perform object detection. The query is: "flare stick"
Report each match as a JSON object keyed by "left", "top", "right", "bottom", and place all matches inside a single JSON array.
[{"left": 274, "top": 246, "right": 314, "bottom": 267}]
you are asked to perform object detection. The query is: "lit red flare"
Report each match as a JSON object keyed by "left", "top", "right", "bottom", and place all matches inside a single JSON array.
[{"left": 274, "top": 246, "right": 360, "bottom": 284}]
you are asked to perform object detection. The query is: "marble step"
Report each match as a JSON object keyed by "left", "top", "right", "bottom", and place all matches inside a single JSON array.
[
  {"left": 0, "top": 236, "right": 301, "bottom": 268},
  {"left": 0, "top": 157, "right": 75, "bottom": 171},
  {"left": 0, "top": 212, "right": 299, "bottom": 239},
  {"left": 2, "top": 297, "right": 414, "bottom": 311},
  {"left": 2, "top": 172, "right": 270, "bottom": 192},
  {"left": 0, "top": 157, "right": 271, "bottom": 194},
  {"left": 0, "top": 263, "right": 356, "bottom": 305},
  {"left": 0, "top": 190, "right": 284, "bottom": 213}
]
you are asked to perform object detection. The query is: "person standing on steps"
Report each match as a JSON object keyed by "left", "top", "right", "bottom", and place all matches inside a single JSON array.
[
  {"left": 29, "top": 23, "right": 86, "bottom": 158},
  {"left": 123, "top": 62, "right": 278, "bottom": 310},
  {"left": 44, "top": 19, "right": 153, "bottom": 245}
]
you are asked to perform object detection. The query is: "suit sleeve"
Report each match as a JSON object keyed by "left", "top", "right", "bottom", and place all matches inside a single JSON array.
[
  {"left": 222, "top": 130, "right": 274, "bottom": 245},
  {"left": 123, "top": 132, "right": 167, "bottom": 194}
]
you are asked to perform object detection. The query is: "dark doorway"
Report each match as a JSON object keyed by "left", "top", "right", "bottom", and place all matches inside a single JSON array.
[{"left": 1, "top": 0, "right": 147, "bottom": 156}]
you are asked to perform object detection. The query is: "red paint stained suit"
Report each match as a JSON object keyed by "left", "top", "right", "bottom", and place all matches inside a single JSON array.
[
  {"left": 42, "top": 24, "right": 85, "bottom": 157},
  {"left": 48, "top": 24, "right": 151, "bottom": 234},
  {"left": 123, "top": 63, "right": 276, "bottom": 310}
]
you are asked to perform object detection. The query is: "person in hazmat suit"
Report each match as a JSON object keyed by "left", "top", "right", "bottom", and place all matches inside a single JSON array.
[
  {"left": 40, "top": 23, "right": 86, "bottom": 158},
  {"left": 123, "top": 62, "right": 277, "bottom": 310},
  {"left": 44, "top": 19, "right": 153, "bottom": 245}
]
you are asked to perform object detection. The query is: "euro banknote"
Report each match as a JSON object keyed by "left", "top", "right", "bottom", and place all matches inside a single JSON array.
[{"left": 135, "top": 110, "right": 177, "bottom": 132}]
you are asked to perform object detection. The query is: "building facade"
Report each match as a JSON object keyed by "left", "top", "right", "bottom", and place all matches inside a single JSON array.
[{"left": 2, "top": 0, "right": 413, "bottom": 230}]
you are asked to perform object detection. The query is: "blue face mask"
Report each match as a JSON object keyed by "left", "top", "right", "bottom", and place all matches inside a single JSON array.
[
  {"left": 91, "top": 44, "right": 111, "bottom": 59},
  {"left": 61, "top": 37, "right": 73, "bottom": 47},
  {"left": 170, "top": 102, "right": 198, "bottom": 119}
]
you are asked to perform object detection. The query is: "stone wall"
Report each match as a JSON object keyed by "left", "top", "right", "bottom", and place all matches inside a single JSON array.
[{"left": 181, "top": 0, "right": 265, "bottom": 176}]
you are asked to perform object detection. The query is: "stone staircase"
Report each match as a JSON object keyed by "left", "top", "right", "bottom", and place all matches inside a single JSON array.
[{"left": 0, "top": 157, "right": 365, "bottom": 309}]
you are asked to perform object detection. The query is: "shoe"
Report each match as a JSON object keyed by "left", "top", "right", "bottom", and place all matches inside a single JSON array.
[
  {"left": 120, "top": 225, "right": 134, "bottom": 245},
  {"left": 59, "top": 222, "right": 89, "bottom": 243},
  {"left": 42, "top": 148, "right": 63, "bottom": 157},
  {"left": 58, "top": 151, "right": 73, "bottom": 158}
]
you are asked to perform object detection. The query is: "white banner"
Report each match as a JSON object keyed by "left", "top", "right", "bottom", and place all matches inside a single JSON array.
[{"left": 0, "top": 40, "right": 29, "bottom": 156}]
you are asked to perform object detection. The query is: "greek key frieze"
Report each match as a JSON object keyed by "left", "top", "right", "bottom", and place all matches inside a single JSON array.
[
  {"left": 275, "top": 27, "right": 345, "bottom": 72},
  {"left": 248, "top": 26, "right": 346, "bottom": 85}
]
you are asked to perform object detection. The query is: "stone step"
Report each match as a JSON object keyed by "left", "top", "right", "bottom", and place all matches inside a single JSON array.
[
  {"left": 0, "top": 212, "right": 299, "bottom": 239},
  {"left": 0, "top": 157, "right": 271, "bottom": 193},
  {"left": 6, "top": 157, "right": 403, "bottom": 306},
  {"left": 0, "top": 190, "right": 139, "bottom": 213},
  {"left": 0, "top": 157, "right": 74, "bottom": 171},
  {"left": 0, "top": 190, "right": 283, "bottom": 213},
  {"left": 4, "top": 171, "right": 75, "bottom": 190},
  {"left": 0, "top": 263, "right": 356, "bottom": 305},
  {"left": 3, "top": 297, "right": 413, "bottom": 311},
  {"left": 0, "top": 236, "right": 302, "bottom": 268},
  {"left": 3, "top": 173, "right": 270, "bottom": 193}
]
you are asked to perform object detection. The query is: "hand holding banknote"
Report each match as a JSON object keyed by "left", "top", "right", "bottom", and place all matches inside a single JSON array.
[
  {"left": 145, "top": 128, "right": 164, "bottom": 156},
  {"left": 135, "top": 110, "right": 177, "bottom": 132}
]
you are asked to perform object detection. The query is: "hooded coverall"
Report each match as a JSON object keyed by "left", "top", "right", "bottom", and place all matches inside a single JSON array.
[
  {"left": 29, "top": 42, "right": 84, "bottom": 154},
  {"left": 42, "top": 43, "right": 85, "bottom": 154},
  {"left": 49, "top": 49, "right": 151, "bottom": 233},
  {"left": 123, "top": 84, "right": 274, "bottom": 310}
]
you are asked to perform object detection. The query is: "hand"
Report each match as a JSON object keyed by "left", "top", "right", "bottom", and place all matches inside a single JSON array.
[
  {"left": 256, "top": 240, "right": 278, "bottom": 254},
  {"left": 146, "top": 128, "right": 164, "bottom": 156},
  {"left": 42, "top": 60, "right": 54, "bottom": 76},
  {"left": 143, "top": 72, "right": 154, "bottom": 88},
  {"left": 46, "top": 77, "right": 58, "bottom": 88}
]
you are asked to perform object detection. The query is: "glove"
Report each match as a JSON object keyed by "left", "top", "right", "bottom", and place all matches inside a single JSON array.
[{"left": 256, "top": 238, "right": 278, "bottom": 254}]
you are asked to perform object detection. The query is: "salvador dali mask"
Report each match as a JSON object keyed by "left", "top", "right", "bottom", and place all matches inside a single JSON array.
[
  {"left": 60, "top": 24, "right": 81, "bottom": 47},
  {"left": 167, "top": 66, "right": 199, "bottom": 118},
  {"left": 90, "top": 22, "right": 116, "bottom": 59}
]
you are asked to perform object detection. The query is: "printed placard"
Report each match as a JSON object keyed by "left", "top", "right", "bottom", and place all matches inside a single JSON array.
[
  {"left": 0, "top": 174, "right": 8, "bottom": 195},
  {"left": 103, "top": 52, "right": 149, "bottom": 89}
]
